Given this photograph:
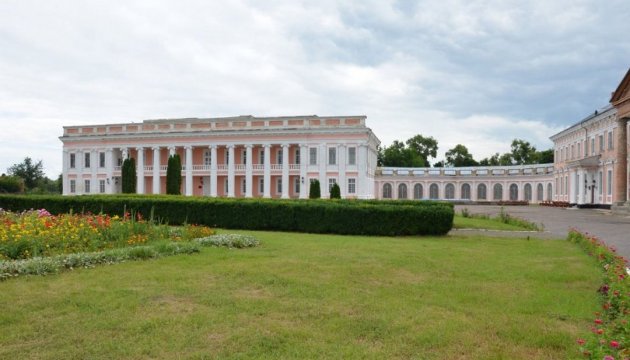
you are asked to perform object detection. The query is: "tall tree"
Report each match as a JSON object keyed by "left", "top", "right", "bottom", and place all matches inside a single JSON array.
[
  {"left": 536, "top": 149, "right": 554, "bottom": 163},
  {"left": 309, "top": 180, "right": 321, "bottom": 199},
  {"left": 380, "top": 140, "right": 425, "bottom": 167},
  {"left": 445, "top": 144, "right": 478, "bottom": 167},
  {"left": 406, "top": 135, "right": 438, "bottom": 166},
  {"left": 510, "top": 139, "right": 537, "bottom": 165},
  {"left": 166, "top": 154, "right": 182, "bottom": 195},
  {"left": 121, "top": 158, "right": 136, "bottom": 194},
  {"left": 7, "top": 157, "right": 44, "bottom": 190}
]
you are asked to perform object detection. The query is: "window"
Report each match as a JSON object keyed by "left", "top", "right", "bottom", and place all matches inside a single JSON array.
[
  {"left": 84, "top": 152, "right": 91, "bottom": 168},
  {"left": 277, "top": 178, "right": 282, "bottom": 194},
  {"left": 294, "top": 177, "right": 300, "bottom": 194},
  {"left": 607, "top": 170, "right": 612, "bottom": 196},
  {"left": 225, "top": 149, "right": 230, "bottom": 165},
  {"left": 443, "top": 183, "right": 454, "bottom": 199},
  {"left": 70, "top": 179, "right": 76, "bottom": 193},
  {"left": 547, "top": 183, "right": 553, "bottom": 201},
  {"left": 241, "top": 149, "right": 247, "bottom": 165},
  {"left": 117, "top": 157, "right": 122, "bottom": 166},
  {"left": 429, "top": 183, "right": 439, "bottom": 199},
  {"left": 295, "top": 148, "right": 300, "bottom": 165},
  {"left": 599, "top": 135, "right": 604, "bottom": 152},
  {"left": 277, "top": 149, "right": 283, "bottom": 165},
  {"left": 461, "top": 184, "right": 471, "bottom": 200},
  {"left": 413, "top": 184, "right": 423, "bottom": 199},
  {"left": 598, "top": 172, "right": 603, "bottom": 195},
  {"left": 309, "top": 147, "right": 317, "bottom": 165},
  {"left": 84, "top": 179, "right": 91, "bottom": 193},
  {"left": 524, "top": 183, "right": 532, "bottom": 201},
  {"left": 585, "top": 140, "right": 588, "bottom": 156},
  {"left": 99, "top": 179, "right": 105, "bottom": 193},
  {"left": 591, "top": 138, "right": 595, "bottom": 155},
  {"left": 225, "top": 179, "right": 229, "bottom": 194},
  {"left": 259, "top": 149, "right": 265, "bottom": 164},
  {"left": 99, "top": 152, "right": 105, "bottom": 168},
  {"left": 70, "top": 153, "right": 76, "bottom": 169},
  {"left": 259, "top": 178, "right": 264, "bottom": 194},
  {"left": 565, "top": 176, "right": 568, "bottom": 196},
  {"left": 348, "top": 147, "right": 356, "bottom": 165},
  {"left": 509, "top": 184, "right": 518, "bottom": 201},
  {"left": 609, "top": 131, "right": 614, "bottom": 150},
  {"left": 382, "top": 183, "right": 392, "bottom": 198},
  {"left": 328, "top": 147, "right": 336, "bottom": 165},
  {"left": 477, "top": 184, "right": 487, "bottom": 200},
  {"left": 493, "top": 184, "right": 503, "bottom": 200},
  {"left": 571, "top": 145, "right": 574, "bottom": 159},
  {"left": 328, "top": 178, "right": 337, "bottom": 191},
  {"left": 398, "top": 183, "right": 408, "bottom": 199},
  {"left": 204, "top": 150, "right": 212, "bottom": 165},
  {"left": 348, "top": 178, "right": 356, "bottom": 194},
  {"left": 241, "top": 178, "right": 246, "bottom": 194},
  {"left": 536, "top": 183, "right": 543, "bottom": 201},
  {"left": 577, "top": 143, "right": 581, "bottom": 158}
]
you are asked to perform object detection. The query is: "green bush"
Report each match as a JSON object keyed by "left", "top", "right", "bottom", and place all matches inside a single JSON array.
[
  {"left": 0, "top": 195, "right": 454, "bottom": 236},
  {"left": 0, "top": 176, "right": 23, "bottom": 194},
  {"left": 166, "top": 154, "right": 182, "bottom": 195},
  {"left": 121, "top": 158, "right": 136, "bottom": 194},
  {"left": 309, "top": 180, "right": 321, "bottom": 199},
  {"left": 329, "top": 183, "right": 341, "bottom": 199}
]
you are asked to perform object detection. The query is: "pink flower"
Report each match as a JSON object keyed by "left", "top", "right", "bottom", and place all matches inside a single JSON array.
[
  {"left": 577, "top": 338, "right": 586, "bottom": 345},
  {"left": 603, "top": 356, "right": 614, "bottom": 360},
  {"left": 611, "top": 341, "right": 620, "bottom": 348},
  {"left": 595, "top": 319, "right": 603, "bottom": 324}
]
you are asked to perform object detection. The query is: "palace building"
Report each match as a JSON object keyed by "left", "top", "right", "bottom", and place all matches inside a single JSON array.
[{"left": 59, "top": 68, "right": 630, "bottom": 213}]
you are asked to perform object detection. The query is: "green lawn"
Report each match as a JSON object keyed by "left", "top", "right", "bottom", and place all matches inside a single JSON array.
[
  {"left": 453, "top": 215, "right": 538, "bottom": 231},
  {"left": 0, "top": 230, "right": 599, "bottom": 359}
]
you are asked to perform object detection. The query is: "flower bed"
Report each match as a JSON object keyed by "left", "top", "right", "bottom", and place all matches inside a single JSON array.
[
  {"left": 0, "top": 208, "right": 214, "bottom": 260},
  {"left": 568, "top": 230, "right": 630, "bottom": 359}
]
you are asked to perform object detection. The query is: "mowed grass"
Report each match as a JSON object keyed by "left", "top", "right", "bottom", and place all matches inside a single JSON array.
[
  {"left": 453, "top": 215, "right": 537, "bottom": 231},
  {"left": 0, "top": 230, "right": 599, "bottom": 359}
]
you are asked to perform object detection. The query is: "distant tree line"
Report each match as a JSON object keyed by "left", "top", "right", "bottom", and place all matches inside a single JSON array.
[
  {"left": 1, "top": 157, "right": 61, "bottom": 194},
  {"left": 378, "top": 135, "right": 554, "bottom": 168}
]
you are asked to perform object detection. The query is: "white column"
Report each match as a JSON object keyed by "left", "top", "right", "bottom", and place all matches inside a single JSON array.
[
  {"left": 569, "top": 170, "right": 576, "bottom": 204},
  {"left": 319, "top": 143, "right": 327, "bottom": 197},
  {"left": 152, "top": 147, "right": 160, "bottom": 194},
  {"left": 90, "top": 149, "right": 97, "bottom": 195},
  {"left": 169, "top": 146, "right": 176, "bottom": 156},
  {"left": 62, "top": 149, "right": 69, "bottom": 195},
  {"left": 578, "top": 170, "right": 585, "bottom": 204},
  {"left": 121, "top": 148, "right": 128, "bottom": 160},
  {"left": 227, "top": 145, "right": 235, "bottom": 197},
  {"left": 105, "top": 148, "right": 114, "bottom": 194},
  {"left": 77, "top": 149, "right": 84, "bottom": 194},
  {"left": 185, "top": 145, "right": 193, "bottom": 196},
  {"left": 338, "top": 144, "right": 346, "bottom": 198},
  {"left": 210, "top": 145, "right": 217, "bottom": 197},
  {"left": 357, "top": 144, "right": 368, "bottom": 199},
  {"left": 263, "top": 144, "right": 271, "bottom": 198},
  {"left": 245, "top": 144, "right": 253, "bottom": 198},
  {"left": 299, "top": 144, "right": 308, "bottom": 199},
  {"left": 136, "top": 147, "right": 144, "bottom": 194},
  {"left": 281, "top": 144, "right": 289, "bottom": 198}
]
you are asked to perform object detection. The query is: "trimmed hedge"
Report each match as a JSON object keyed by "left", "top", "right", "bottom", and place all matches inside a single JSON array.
[{"left": 0, "top": 195, "right": 454, "bottom": 236}]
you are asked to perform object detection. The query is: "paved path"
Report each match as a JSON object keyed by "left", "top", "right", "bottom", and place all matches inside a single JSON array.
[{"left": 451, "top": 205, "right": 630, "bottom": 257}]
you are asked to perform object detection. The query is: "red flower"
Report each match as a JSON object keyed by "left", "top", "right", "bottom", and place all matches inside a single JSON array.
[
  {"left": 577, "top": 338, "right": 586, "bottom": 345},
  {"left": 611, "top": 341, "right": 620, "bottom": 348},
  {"left": 595, "top": 319, "right": 603, "bottom": 324},
  {"left": 597, "top": 328, "right": 604, "bottom": 335}
]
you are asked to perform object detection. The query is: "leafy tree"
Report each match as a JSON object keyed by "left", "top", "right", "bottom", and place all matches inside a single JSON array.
[
  {"left": 380, "top": 140, "right": 425, "bottom": 167},
  {"left": 406, "top": 135, "right": 438, "bottom": 166},
  {"left": 536, "top": 149, "right": 554, "bottom": 163},
  {"left": 166, "top": 154, "right": 182, "bottom": 195},
  {"left": 445, "top": 144, "right": 478, "bottom": 167},
  {"left": 0, "top": 175, "right": 24, "bottom": 193},
  {"left": 7, "top": 157, "right": 45, "bottom": 190},
  {"left": 309, "top": 180, "right": 321, "bottom": 199},
  {"left": 510, "top": 139, "right": 538, "bottom": 165},
  {"left": 479, "top": 153, "right": 501, "bottom": 166},
  {"left": 329, "top": 182, "right": 341, "bottom": 199},
  {"left": 432, "top": 161, "right": 444, "bottom": 168},
  {"left": 121, "top": 158, "right": 136, "bottom": 194}
]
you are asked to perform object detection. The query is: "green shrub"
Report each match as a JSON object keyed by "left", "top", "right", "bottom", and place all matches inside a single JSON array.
[
  {"left": 0, "top": 195, "right": 454, "bottom": 236},
  {"left": 309, "top": 180, "right": 321, "bottom": 199},
  {"left": 0, "top": 176, "right": 23, "bottom": 194},
  {"left": 121, "top": 158, "right": 136, "bottom": 194},
  {"left": 329, "top": 183, "right": 341, "bottom": 199},
  {"left": 166, "top": 154, "right": 182, "bottom": 195}
]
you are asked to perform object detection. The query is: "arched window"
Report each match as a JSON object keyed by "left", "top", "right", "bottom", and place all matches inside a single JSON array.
[
  {"left": 547, "top": 183, "right": 553, "bottom": 201},
  {"left": 413, "top": 184, "right": 423, "bottom": 200},
  {"left": 429, "top": 183, "right": 439, "bottom": 199},
  {"left": 445, "top": 183, "right": 455, "bottom": 199},
  {"left": 509, "top": 184, "right": 518, "bottom": 201},
  {"left": 493, "top": 184, "right": 503, "bottom": 200},
  {"left": 524, "top": 183, "right": 532, "bottom": 201},
  {"left": 461, "top": 183, "right": 471, "bottom": 200},
  {"left": 398, "top": 183, "right": 408, "bottom": 199},
  {"left": 536, "top": 183, "right": 544, "bottom": 201},
  {"left": 383, "top": 183, "right": 392, "bottom": 199},
  {"left": 477, "top": 184, "right": 487, "bottom": 200}
]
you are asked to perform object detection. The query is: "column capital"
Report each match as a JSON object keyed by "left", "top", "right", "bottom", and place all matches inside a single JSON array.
[
  {"left": 263, "top": 143, "right": 271, "bottom": 149},
  {"left": 136, "top": 146, "right": 144, "bottom": 151},
  {"left": 209, "top": 144, "right": 217, "bottom": 150},
  {"left": 184, "top": 145, "right": 193, "bottom": 151},
  {"left": 152, "top": 146, "right": 160, "bottom": 151},
  {"left": 226, "top": 144, "right": 235, "bottom": 149},
  {"left": 281, "top": 143, "right": 290, "bottom": 148},
  {"left": 244, "top": 144, "right": 253, "bottom": 149}
]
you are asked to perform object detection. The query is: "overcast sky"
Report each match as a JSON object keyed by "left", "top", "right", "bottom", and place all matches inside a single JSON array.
[{"left": 1, "top": 0, "right": 629, "bottom": 177}]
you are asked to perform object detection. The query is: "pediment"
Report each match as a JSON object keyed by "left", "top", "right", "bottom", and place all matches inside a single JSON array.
[{"left": 611, "top": 68, "right": 630, "bottom": 105}]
